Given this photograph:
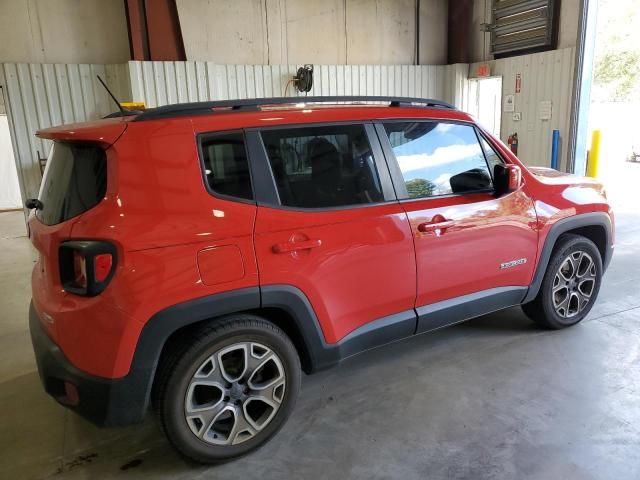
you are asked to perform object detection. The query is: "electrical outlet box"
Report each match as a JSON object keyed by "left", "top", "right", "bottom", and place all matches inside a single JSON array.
[{"left": 512, "top": 112, "right": 522, "bottom": 121}]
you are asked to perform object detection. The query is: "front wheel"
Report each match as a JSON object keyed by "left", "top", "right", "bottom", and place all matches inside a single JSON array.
[
  {"left": 154, "top": 315, "right": 301, "bottom": 463},
  {"left": 522, "top": 234, "right": 602, "bottom": 329}
]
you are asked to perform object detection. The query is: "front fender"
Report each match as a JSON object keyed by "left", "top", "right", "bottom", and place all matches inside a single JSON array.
[{"left": 523, "top": 212, "right": 614, "bottom": 303}]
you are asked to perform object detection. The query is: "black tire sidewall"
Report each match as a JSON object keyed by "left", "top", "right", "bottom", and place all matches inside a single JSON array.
[
  {"left": 160, "top": 319, "right": 301, "bottom": 463},
  {"left": 539, "top": 236, "right": 603, "bottom": 328}
]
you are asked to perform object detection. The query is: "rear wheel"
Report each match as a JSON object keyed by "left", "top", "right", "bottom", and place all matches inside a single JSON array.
[
  {"left": 155, "top": 315, "right": 301, "bottom": 463},
  {"left": 522, "top": 234, "right": 602, "bottom": 329}
]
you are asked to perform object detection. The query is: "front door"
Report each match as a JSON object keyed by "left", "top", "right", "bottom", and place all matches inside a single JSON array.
[
  {"left": 252, "top": 123, "right": 416, "bottom": 344},
  {"left": 377, "top": 121, "right": 538, "bottom": 332}
]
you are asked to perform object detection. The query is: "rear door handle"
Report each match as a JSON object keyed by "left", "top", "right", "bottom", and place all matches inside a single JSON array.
[{"left": 272, "top": 239, "right": 322, "bottom": 254}]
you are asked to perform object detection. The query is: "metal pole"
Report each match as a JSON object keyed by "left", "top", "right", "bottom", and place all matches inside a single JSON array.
[{"left": 551, "top": 129, "right": 560, "bottom": 169}]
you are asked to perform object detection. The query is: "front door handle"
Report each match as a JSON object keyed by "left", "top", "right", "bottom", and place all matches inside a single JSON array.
[
  {"left": 272, "top": 239, "right": 322, "bottom": 254},
  {"left": 417, "top": 215, "right": 455, "bottom": 234}
]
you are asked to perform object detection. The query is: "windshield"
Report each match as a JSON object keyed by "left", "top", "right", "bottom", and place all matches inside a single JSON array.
[{"left": 36, "top": 142, "right": 107, "bottom": 225}]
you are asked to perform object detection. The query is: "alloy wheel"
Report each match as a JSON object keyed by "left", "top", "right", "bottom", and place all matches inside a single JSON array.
[
  {"left": 184, "top": 341, "right": 286, "bottom": 446},
  {"left": 552, "top": 250, "right": 597, "bottom": 318}
]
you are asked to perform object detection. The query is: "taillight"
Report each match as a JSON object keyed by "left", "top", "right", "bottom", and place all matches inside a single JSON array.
[
  {"left": 94, "top": 253, "right": 113, "bottom": 282},
  {"left": 72, "top": 251, "right": 88, "bottom": 289},
  {"left": 59, "top": 241, "right": 117, "bottom": 296}
]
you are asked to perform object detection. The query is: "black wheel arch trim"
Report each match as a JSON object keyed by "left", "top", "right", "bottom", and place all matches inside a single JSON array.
[
  {"left": 122, "top": 282, "right": 534, "bottom": 423},
  {"left": 260, "top": 284, "right": 417, "bottom": 373},
  {"left": 130, "top": 287, "right": 262, "bottom": 421},
  {"left": 523, "top": 211, "right": 613, "bottom": 304},
  {"left": 121, "top": 284, "right": 385, "bottom": 424},
  {"left": 31, "top": 281, "right": 540, "bottom": 427}
]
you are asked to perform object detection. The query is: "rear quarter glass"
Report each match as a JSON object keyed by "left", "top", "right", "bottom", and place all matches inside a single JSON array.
[{"left": 36, "top": 142, "right": 107, "bottom": 225}]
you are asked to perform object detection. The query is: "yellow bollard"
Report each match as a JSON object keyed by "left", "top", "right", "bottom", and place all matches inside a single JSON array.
[{"left": 587, "top": 130, "right": 601, "bottom": 178}]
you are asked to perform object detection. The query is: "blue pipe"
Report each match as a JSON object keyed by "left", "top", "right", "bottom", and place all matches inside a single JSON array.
[{"left": 551, "top": 129, "right": 560, "bottom": 170}]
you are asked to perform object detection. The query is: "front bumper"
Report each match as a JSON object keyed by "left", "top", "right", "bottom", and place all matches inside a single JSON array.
[
  {"left": 29, "top": 302, "right": 149, "bottom": 427},
  {"left": 604, "top": 243, "right": 614, "bottom": 272}
]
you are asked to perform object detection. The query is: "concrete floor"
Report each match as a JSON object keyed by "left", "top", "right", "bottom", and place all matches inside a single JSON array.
[{"left": 1, "top": 163, "right": 639, "bottom": 479}]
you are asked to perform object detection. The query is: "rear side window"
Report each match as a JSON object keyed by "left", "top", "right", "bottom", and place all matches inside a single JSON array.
[
  {"left": 37, "top": 142, "right": 107, "bottom": 225},
  {"left": 200, "top": 132, "right": 253, "bottom": 201},
  {"left": 260, "top": 124, "right": 384, "bottom": 208},
  {"left": 383, "top": 122, "right": 493, "bottom": 199}
]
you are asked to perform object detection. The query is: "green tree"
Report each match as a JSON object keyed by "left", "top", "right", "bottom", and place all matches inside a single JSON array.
[
  {"left": 405, "top": 178, "right": 436, "bottom": 198},
  {"left": 594, "top": 50, "right": 640, "bottom": 101},
  {"left": 592, "top": 0, "right": 640, "bottom": 102}
]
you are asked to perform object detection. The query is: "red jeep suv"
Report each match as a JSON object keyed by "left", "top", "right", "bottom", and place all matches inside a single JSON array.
[{"left": 27, "top": 97, "right": 614, "bottom": 463}]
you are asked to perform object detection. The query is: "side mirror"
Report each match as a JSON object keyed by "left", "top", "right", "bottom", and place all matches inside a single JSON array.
[
  {"left": 494, "top": 164, "right": 521, "bottom": 196},
  {"left": 449, "top": 168, "right": 492, "bottom": 194}
]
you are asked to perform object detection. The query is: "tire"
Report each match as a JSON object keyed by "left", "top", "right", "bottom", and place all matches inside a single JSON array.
[
  {"left": 154, "top": 314, "right": 301, "bottom": 464},
  {"left": 522, "top": 234, "right": 602, "bottom": 329}
]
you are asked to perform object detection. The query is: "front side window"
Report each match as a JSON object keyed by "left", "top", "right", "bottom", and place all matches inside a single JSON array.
[
  {"left": 261, "top": 124, "right": 384, "bottom": 208},
  {"left": 200, "top": 132, "right": 253, "bottom": 201},
  {"left": 383, "top": 122, "right": 493, "bottom": 199},
  {"left": 479, "top": 135, "right": 505, "bottom": 177}
]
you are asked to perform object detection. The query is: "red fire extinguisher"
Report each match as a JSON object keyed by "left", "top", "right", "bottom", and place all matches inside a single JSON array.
[{"left": 507, "top": 133, "right": 519, "bottom": 156}]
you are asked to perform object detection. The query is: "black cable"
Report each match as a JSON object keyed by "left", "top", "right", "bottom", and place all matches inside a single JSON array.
[{"left": 416, "top": 0, "right": 421, "bottom": 65}]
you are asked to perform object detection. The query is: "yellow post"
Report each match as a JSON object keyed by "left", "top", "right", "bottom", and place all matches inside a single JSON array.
[{"left": 587, "top": 130, "right": 601, "bottom": 178}]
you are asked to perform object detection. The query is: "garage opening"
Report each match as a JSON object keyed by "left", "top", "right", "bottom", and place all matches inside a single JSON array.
[
  {"left": 0, "top": 114, "right": 22, "bottom": 211},
  {"left": 586, "top": 0, "right": 640, "bottom": 212}
]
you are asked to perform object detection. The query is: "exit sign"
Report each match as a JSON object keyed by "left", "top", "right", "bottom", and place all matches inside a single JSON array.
[{"left": 476, "top": 64, "right": 491, "bottom": 77}]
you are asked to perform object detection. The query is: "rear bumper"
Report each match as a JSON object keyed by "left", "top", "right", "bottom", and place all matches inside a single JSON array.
[{"left": 29, "top": 302, "right": 149, "bottom": 427}]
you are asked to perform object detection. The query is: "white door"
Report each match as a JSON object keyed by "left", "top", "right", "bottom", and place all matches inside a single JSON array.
[
  {"left": 469, "top": 77, "right": 502, "bottom": 138},
  {"left": 0, "top": 115, "right": 22, "bottom": 209}
]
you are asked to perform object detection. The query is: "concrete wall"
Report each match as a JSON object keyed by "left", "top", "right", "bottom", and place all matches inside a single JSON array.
[
  {"left": 471, "top": 0, "right": 492, "bottom": 64},
  {"left": 557, "top": 0, "right": 580, "bottom": 49},
  {"left": 176, "top": 0, "right": 448, "bottom": 65},
  {"left": 0, "top": 0, "right": 129, "bottom": 64},
  {"left": 470, "top": 0, "right": 581, "bottom": 62}
]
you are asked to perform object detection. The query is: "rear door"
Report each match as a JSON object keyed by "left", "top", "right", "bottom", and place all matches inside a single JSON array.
[
  {"left": 250, "top": 123, "right": 417, "bottom": 344},
  {"left": 376, "top": 121, "right": 538, "bottom": 332}
]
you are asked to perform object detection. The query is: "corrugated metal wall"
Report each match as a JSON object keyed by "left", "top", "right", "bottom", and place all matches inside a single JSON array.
[
  {"left": 0, "top": 63, "right": 130, "bottom": 201},
  {"left": 1, "top": 54, "right": 576, "bottom": 204},
  {"left": 128, "top": 62, "right": 463, "bottom": 107},
  {"left": 471, "top": 48, "right": 576, "bottom": 170},
  {"left": 444, "top": 63, "right": 474, "bottom": 112}
]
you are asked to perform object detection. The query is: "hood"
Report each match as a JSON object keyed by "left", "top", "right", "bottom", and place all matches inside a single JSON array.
[
  {"left": 527, "top": 166, "right": 573, "bottom": 178},
  {"left": 527, "top": 166, "right": 602, "bottom": 187}
]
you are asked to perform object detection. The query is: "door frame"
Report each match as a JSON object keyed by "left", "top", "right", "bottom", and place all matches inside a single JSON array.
[
  {"left": 243, "top": 121, "right": 398, "bottom": 209},
  {"left": 467, "top": 76, "right": 503, "bottom": 139}
]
